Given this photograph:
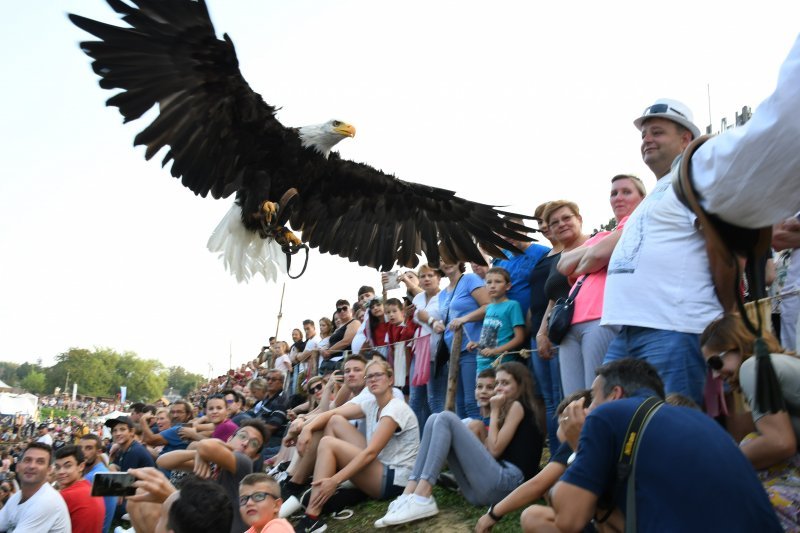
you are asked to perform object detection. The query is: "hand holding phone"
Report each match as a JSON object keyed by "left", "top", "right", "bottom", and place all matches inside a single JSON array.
[{"left": 92, "top": 472, "right": 136, "bottom": 497}]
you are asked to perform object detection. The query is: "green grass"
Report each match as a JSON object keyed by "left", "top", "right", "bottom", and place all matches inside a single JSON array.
[
  {"left": 323, "top": 486, "right": 524, "bottom": 532},
  {"left": 319, "top": 448, "right": 551, "bottom": 531}
]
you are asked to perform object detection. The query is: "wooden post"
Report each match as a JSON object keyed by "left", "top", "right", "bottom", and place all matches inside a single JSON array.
[{"left": 445, "top": 328, "right": 463, "bottom": 412}]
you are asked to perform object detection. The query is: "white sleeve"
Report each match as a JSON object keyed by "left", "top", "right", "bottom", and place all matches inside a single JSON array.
[
  {"left": 380, "top": 400, "right": 413, "bottom": 431},
  {"left": 693, "top": 33, "right": 800, "bottom": 228}
]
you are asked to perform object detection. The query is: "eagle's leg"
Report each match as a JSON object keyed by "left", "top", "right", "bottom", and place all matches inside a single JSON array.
[
  {"left": 274, "top": 227, "right": 303, "bottom": 249},
  {"left": 260, "top": 201, "right": 279, "bottom": 226}
]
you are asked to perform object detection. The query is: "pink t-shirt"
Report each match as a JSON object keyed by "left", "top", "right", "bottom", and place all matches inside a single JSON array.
[
  {"left": 571, "top": 217, "right": 628, "bottom": 324},
  {"left": 212, "top": 418, "right": 239, "bottom": 442},
  {"left": 245, "top": 518, "right": 295, "bottom": 533}
]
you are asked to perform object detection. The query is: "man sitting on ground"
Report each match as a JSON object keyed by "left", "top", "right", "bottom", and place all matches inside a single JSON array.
[
  {"left": 157, "top": 418, "right": 270, "bottom": 533},
  {"left": 528, "top": 359, "right": 782, "bottom": 532}
]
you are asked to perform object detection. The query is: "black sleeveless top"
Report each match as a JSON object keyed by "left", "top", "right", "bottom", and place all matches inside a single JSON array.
[
  {"left": 328, "top": 319, "right": 356, "bottom": 350},
  {"left": 499, "top": 405, "right": 543, "bottom": 480}
]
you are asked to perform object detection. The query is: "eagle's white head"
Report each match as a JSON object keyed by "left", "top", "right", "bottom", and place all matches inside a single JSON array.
[{"left": 298, "top": 119, "right": 356, "bottom": 158}]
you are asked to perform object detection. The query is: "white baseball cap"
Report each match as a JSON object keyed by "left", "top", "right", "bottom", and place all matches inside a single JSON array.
[{"left": 633, "top": 98, "right": 701, "bottom": 139}]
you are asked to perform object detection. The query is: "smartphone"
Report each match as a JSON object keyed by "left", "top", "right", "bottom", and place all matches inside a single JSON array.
[
  {"left": 384, "top": 271, "right": 400, "bottom": 290},
  {"left": 91, "top": 472, "right": 136, "bottom": 497}
]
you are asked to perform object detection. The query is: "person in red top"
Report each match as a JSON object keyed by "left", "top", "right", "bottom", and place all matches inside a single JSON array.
[{"left": 54, "top": 444, "right": 104, "bottom": 533}]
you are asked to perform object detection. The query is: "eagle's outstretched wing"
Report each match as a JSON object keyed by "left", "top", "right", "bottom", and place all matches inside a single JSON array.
[
  {"left": 292, "top": 157, "right": 530, "bottom": 270},
  {"left": 70, "top": 0, "right": 534, "bottom": 272},
  {"left": 69, "top": 0, "right": 304, "bottom": 200}
]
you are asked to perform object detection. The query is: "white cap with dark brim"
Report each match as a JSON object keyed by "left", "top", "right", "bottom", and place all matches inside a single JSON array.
[{"left": 633, "top": 98, "right": 701, "bottom": 139}]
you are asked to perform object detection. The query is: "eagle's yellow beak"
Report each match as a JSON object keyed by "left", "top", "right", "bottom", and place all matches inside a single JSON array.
[{"left": 334, "top": 122, "right": 356, "bottom": 138}]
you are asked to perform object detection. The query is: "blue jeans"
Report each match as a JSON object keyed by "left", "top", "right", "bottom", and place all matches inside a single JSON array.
[
  {"left": 604, "top": 326, "right": 705, "bottom": 405},
  {"left": 409, "top": 358, "right": 431, "bottom": 435},
  {"left": 529, "top": 340, "right": 563, "bottom": 456},
  {"left": 456, "top": 351, "right": 479, "bottom": 419},
  {"left": 408, "top": 411, "right": 524, "bottom": 506},
  {"left": 427, "top": 360, "right": 448, "bottom": 415}
]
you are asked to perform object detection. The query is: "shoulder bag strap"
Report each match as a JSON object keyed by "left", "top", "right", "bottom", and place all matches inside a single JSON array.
[{"left": 622, "top": 397, "right": 664, "bottom": 533}]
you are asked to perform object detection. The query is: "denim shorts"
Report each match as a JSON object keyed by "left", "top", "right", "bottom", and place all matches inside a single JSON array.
[{"left": 380, "top": 465, "right": 405, "bottom": 500}]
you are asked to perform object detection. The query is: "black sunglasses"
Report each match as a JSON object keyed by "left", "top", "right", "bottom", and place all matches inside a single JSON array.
[
  {"left": 706, "top": 350, "right": 730, "bottom": 371},
  {"left": 642, "top": 103, "right": 687, "bottom": 119},
  {"left": 309, "top": 384, "right": 323, "bottom": 394},
  {"left": 336, "top": 306, "right": 349, "bottom": 313},
  {"left": 238, "top": 491, "right": 279, "bottom": 506}
]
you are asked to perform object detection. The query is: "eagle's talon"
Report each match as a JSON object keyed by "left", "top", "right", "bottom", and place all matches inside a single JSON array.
[
  {"left": 275, "top": 227, "right": 302, "bottom": 248},
  {"left": 261, "top": 201, "right": 278, "bottom": 225}
]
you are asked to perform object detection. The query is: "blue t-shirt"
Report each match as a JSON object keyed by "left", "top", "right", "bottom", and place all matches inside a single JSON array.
[
  {"left": 440, "top": 273, "right": 485, "bottom": 353},
  {"left": 115, "top": 440, "right": 155, "bottom": 471},
  {"left": 477, "top": 299, "right": 524, "bottom": 371},
  {"left": 158, "top": 426, "right": 189, "bottom": 453},
  {"left": 85, "top": 461, "right": 116, "bottom": 533},
  {"left": 562, "top": 395, "right": 781, "bottom": 532},
  {"left": 493, "top": 243, "right": 550, "bottom": 314}
]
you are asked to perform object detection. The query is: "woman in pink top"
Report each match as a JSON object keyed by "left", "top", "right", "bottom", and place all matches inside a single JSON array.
[{"left": 556, "top": 175, "right": 646, "bottom": 395}]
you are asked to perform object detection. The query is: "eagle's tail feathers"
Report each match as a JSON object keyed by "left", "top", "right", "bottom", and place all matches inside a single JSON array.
[{"left": 207, "top": 203, "right": 287, "bottom": 283}]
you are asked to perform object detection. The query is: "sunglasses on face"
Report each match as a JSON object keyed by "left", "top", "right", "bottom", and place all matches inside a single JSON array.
[
  {"left": 336, "top": 306, "right": 349, "bottom": 313},
  {"left": 238, "top": 491, "right": 279, "bottom": 506},
  {"left": 234, "top": 432, "right": 261, "bottom": 449},
  {"left": 365, "top": 372, "right": 386, "bottom": 381},
  {"left": 309, "top": 384, "right": 323, "bottom": 394},
  {"left": 641, "top": 103, "right": 688, "bottom": 119},
  {"left": 706, "top": 350, "right": 730, "bottom": 371}
]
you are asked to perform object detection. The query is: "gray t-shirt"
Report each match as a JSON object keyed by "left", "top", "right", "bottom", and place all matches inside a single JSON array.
[
  {"left": 218, "top": 451, "right": 254, "bottom": 533},
  {"left": 739, "top": 353, "right": 800, "bottom": 443}
]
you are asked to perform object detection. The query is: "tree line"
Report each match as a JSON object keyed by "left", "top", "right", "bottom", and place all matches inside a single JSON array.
[{"left": 0, "top": 347, "right": 205, "bottom": 402}]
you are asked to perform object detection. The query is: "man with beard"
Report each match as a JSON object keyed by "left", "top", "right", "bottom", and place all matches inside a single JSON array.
[
  {"left": 80, "top": 433, "right": 116, "bottom": 533},
  {"left": 0, "top": 443, "right": 70, "bottom": 532}
]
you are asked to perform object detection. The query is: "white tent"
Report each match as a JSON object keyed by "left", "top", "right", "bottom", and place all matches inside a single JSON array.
[
  {"left": 97, "top": 410, "right": 127, "bottom": 423},
  {"left": 0, "top": 392, "right": 38, "bottom": 417}
]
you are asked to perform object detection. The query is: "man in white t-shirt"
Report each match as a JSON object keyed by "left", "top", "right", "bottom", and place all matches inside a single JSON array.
[
  {"left": 295, "top": 319, "right": 322, "bottom": 376},
  {"left": 0, "top": 442, "right": 70, "bottom": 533},
  {"left": 604, "top": 32, "right": 800, "bottom": 406},
  {"left": 602, "top": 99, "right": 709, "bottom": 404},
  {"left": 36, "top": 424, "right": 53, "bottom": 446}
]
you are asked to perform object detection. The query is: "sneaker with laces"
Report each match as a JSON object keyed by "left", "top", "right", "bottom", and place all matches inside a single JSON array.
[
  {"left": 383, "top": 495, "right": 439, "bottom": 526},
  {"left": 294, "top": 515, "right": 327, "bottom": 532},
  {"left": 374, "top": 493, "right": 412, "bottom": 528}
]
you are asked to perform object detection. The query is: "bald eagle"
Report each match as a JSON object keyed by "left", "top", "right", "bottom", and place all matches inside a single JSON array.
[{"left": 69, "top": 0, "right": 533, "bottom": 282}]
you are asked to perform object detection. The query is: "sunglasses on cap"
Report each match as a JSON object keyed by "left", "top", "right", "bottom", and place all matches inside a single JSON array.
[
  {"left": 706, "top": 350, "right": 730, "bottom": 372},
  {"left": 641, "top": 103, "right": 687, "bottom": 119}
]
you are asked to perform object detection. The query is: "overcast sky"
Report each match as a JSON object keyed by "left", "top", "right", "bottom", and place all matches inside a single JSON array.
[{"left": 1, "top": 1, "right": 797, "bottom": 381}]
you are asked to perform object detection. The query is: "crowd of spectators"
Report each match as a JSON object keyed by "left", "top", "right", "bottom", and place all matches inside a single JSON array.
[{"left": 0, "top": 34, "right": 798, "bottom": 533}]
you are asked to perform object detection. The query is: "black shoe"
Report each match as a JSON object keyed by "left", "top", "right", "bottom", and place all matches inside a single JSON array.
[
  {"left": 280, "top": 479, "right": 307, "bottom": 500},
  {"left": 438, "top": 471, "right": 460, "bottom": 493},
  {"left": 294, "top": 515, "right": 327, "bottom": 532}
]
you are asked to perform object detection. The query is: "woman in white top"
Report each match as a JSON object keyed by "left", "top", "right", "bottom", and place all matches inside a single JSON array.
[
  {"left": 294, "top": 359, "right": 419, "bottom": 532},
  {"left": 407, "top": 264, "right": 445, "bottom": 429}
]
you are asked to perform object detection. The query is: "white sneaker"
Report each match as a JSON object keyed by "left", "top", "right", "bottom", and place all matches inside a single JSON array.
[
  {"left": 383, "top": 495, "right": 439, "bottom": 526},
  {"left": 278, "top": 495, "right": 303, "bottom": 518},
  {"left": 374, "top": 494, "right": 412, "bottom": 528}
]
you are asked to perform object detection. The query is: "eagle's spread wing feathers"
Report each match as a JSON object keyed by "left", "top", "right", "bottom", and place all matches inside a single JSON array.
[
  {"left": 292, "top": 157, "right": 526, "bottom": 269},
  {"left": 69, "top": 0, "right": 299, "bottom": 200},
  {"left": 70, "top": 0, "right": 534, "bottom": 273}
]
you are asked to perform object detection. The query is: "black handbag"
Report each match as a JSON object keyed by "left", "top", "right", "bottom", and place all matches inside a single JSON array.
[
  {"left": 547, "top": 275, "right": 587, "bottom": 344},
  {"left": 433, "top": 275, "right": 464, "bottom": 378}
]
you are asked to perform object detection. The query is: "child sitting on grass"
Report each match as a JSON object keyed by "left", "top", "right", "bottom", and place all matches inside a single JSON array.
[{"left": 239, "top": 473, "right": 294, "bottom": 532}]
